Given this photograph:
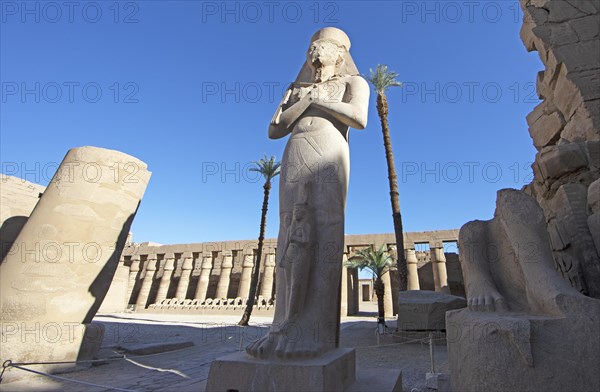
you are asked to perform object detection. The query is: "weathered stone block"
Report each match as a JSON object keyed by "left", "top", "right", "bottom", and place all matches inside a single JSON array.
[
  {"left": 553, "top": 66, "right": 583, "bottom": 119},
  {"left": 546, "top": 0, "right": 594, "bottom": 23},
  {"left": 532, "top": 23, "right": 579, "bottom": 47},
  {"left": 554, "top": 40, "right": 600, "bottom": 73},
  {"left": 562, "top": 102, "right": 600, "bottom": 142},
  {"left": 535, "top": 143, "right": 588, "bottom": 180},
  {"left": 585, "top": 140, "right": 600, "bottom": 169},
  {"left": 206, "top": 348, "right": 355, "bottom": 392},
  {"left": 569, "top": 15, "right": 600, "bottom": 41},
  {"left": 529, "top": 111, "right": 565, "bottom": 149},
  {"left": 447, "top": 305, "right": 600, "bottom": 392},
  {"left": 397, "top": 290, "right": 466, "bottom": 331}
]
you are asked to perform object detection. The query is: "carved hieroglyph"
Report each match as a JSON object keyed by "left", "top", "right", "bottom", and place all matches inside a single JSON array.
[
  {"left": 0, "top": 146, "right": 150, "bottom": 381},
  {"left": 246, "top": 27, "right": 369, "bottom": 359}
]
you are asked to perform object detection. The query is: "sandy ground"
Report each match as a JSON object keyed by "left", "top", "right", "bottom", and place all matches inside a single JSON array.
[{"left": 1, "top": 303, "right": 448, "bottom": 391}]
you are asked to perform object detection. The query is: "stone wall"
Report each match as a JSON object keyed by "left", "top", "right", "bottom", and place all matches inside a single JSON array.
[{"left": 520, "top": 0, "right": 600, "bottom": 297}]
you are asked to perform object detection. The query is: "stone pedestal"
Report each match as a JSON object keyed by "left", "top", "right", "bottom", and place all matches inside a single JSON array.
[
  {"left": 397, "top": 290, "right": 466, "bottom": 331},
  {"left": 206, "top": 348, "right": 355, "bottom": 392},
  {"left": 447, "top": 305, "right": 600, "bottom": 392}
]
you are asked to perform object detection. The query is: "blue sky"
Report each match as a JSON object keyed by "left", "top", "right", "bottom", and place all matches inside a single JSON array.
[{"left": 1, "top": 1, "right": 542, "bottom": 245}]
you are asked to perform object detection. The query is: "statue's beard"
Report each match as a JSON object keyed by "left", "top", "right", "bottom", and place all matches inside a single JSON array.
[{"left": 313, "top": 66, "right": 334, "bottom": 83}]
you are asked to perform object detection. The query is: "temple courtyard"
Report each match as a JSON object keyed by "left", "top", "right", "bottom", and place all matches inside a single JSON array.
[{"left": 2, "top": 304, "right": 447, "bottom": 392}]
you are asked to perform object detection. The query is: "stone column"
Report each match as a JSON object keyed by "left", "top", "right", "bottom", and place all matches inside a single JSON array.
[
  {"left": 194, "top": 253, "right": 213, "bottom": 302},
  {"left": 215, "top": 251, "right": 233, "bottom": 299},
  {"left": 430, "top": 245, "right": 450, "bottom": 294},
  {"left": 237, "top": 253, "right": 254, "bottom": 299},
  {"left": 155, "top": 253, "right": 175, "bottom": 303},
  {"left": 175, "top": 252, "right": 194, "bottom": 299},
  {"left": 0, "top": 146, "right": 151, "bottom": 379},
  {"left": 136, "top": 255, "right": 158, "bottom": 309},
  {"left": 340, "top": 254, "right": 349, "bottom": 316},
  {"left": 381, "top": 270, "right": 394, "bottom": 317},
  {"left": 260, "top": 253, "right": 276, "bottom": 300},
  {"left": 406, "top": 248, "right": 420, "bottom": 290},
  {"left": 126, "top": 255, "right": 141, "bottom": 304}
]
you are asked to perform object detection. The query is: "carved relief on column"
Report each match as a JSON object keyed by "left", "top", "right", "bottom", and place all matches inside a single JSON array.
[
  {"left": 175, "top": 252, "right": 194, "bottom": 299},
  {"left": 406, "top": 248, "right": 421, "bottom": 290},
  {"left": 260, "top": 253, "right": 276, "bottom": 300},
  {"left": 155, "top": 253, "right": 175, "bottom": 303},
  {"left": 237, "top": 253, "right": 255, "bottom": 299},
  {"left": 430, "top": 243, "right": 449, "bottom": 294},
  {"left": 215, "top": 251, "right": 233, "bottom": 299},
  {"left": 136, "top": 254, "right": 158, "bottom": 309},
  {"left": 126, "top": 255, "right": 141, "bottom": 304},
  {"left": 194, "top": 253, "right": 213, "bottom": 302}
]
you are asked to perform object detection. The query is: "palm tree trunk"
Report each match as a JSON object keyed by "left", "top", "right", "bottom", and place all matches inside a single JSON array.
[
  {"left": 376, "top": 93, "right": 408, "bottom": 291},
  {"left": 239, "top": 181, "right": 271, "bottom": 326},
  {"left": 375, "top": 278, "right": 385, "bottom": 320}
]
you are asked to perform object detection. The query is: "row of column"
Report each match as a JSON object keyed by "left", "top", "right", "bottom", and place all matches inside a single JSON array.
[
  {"left": 405, "top": 246, "right": 449, "bottom": 292},
  {"left": 376, "top": 246, "right": 449, "bottom": 317},
  {"left": 127, "top": 251, "right": 276, "bottom": 309},
  {"left": 126, "top": 244, "right": 450, "bottom": 310}
]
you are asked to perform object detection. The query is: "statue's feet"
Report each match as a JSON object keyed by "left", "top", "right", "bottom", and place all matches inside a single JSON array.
[
  {"left": 274, "top": 319, "right": 323, "bottom": 359},
  {"left": 246, "top": 331, "right": 277, "bottom": 359},
  {"left": 467, "top": 286, "right": 507, "bottom": 312}
]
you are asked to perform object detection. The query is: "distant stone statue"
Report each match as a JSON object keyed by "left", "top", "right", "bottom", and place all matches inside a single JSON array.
[{"left": 246, "top": 27, "right": 369, "bottom": 359}]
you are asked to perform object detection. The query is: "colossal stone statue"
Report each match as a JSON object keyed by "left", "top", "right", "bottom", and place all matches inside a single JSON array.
[
  {"left": 246, "top": 27, "right": 369, "bottom": 359},
  {"left": 447, "top": 189, "right": 600, "bottom": 392}
]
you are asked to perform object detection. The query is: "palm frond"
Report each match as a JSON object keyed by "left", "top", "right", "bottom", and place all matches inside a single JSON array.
[
  {"left": 252, "top": 155, "right": 281, "bottom": 183},
  {"left": 364, "top": 64, "right": 402, "bottom": 95},
  {"left": 346, "top": 244, "right": 395, "bottom": 279}
]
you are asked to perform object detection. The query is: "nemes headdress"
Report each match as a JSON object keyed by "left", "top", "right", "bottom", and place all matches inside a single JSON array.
[{"left": 294, "top": 27, "right": 359, "bottom": 84}]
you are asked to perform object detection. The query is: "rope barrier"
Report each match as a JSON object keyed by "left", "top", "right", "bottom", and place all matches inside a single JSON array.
[
  {"left": 6, "top": 363, "right": 136, "bottom": 392},
  {"left": 123, "top": 355, "right": 190, "bottom": 379},
  {"left": 0, "top": 344, "right": 198, "bottom": 386}
]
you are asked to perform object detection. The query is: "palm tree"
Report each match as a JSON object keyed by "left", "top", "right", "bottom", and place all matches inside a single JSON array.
[
  {"left": 239, "top": 155, "right": 281, "bottom": 326},
  {"left": 347, "top": 245, "right": 395, "bottom": 329},
  {"left": 365, "top": 64, "right": 407, "bottom": 292}
]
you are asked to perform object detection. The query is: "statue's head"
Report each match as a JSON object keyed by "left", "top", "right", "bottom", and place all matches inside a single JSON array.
[
  {"left": 306, "top": 27, "right": 350, "bottom": 70},
  {"left": 294, "top": 27, "right": 358, "bottom": 84}
]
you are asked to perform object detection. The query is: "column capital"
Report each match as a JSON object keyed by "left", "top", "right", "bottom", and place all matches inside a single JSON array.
[
  {"left": 242, "top": 254, "right": 255, "bottom": 268},
  {"left": 264, "top": 253, "right": 276, "bottom": 267},
  {"left": 130, "top": 259, "right": 141, "bottom": 271},
  {"left": 181, "top": 256, "right": 194, "bottom": 270},
  {"left": 201, "top": 254, "right": 213, "bottom": 269},
  {"left": 164, "top": 258, "right": 175, "bottom": 271},
  {"left": 221, "top": 251, "right": 233, "bottom": 268}
]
